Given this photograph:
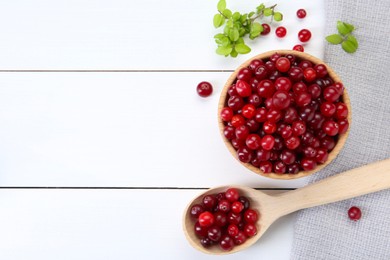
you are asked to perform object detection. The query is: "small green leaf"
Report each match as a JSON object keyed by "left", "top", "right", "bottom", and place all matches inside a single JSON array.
[
  {"left": 239, "top": 28, "right": 246, "bottom": 36},
  {"left": 250, "top": 22, "right": 263, "bottom": 34},
  {"left": 217, "top": 0, "right": 226, "bottom": 12},
  {"left": 337, "top": 21, "right": 352, "bottom": 35},
  {"left": 325, "top": 34, "right": 343, "bottom": 44},
  {"left": 232, "top": 12, "right": 241, "bottom": 21},
  {"left": 228, "top": 27, "right": 239, "bottom": 41},
  {"left": 221, "top": 36, "right": 230, "bottom": 47},
  {"left": 216, "top": 46, "right": 233, "bottom": 56},
  {"left": 342, "top": 40, "right": 357, "bottom": 53},
  {"left": 273, "top": 12, "right": 283, "bottom": 22},
  {"left": 235, "top": 43, "right": 251, "bottom": 54},
  {"left": 264, "top": 8, "right": 273, "bottom": 17},
  {"left": 213, "top": 14, "right": 224, "bottom": 28},
  {"left": 256, "top": 4, "right": 265, "bottom": 14},
  {"left": 230, "top": 48, "right": 238, "bottom": 58},
  {"left": 236, "top": 37, "right": 244, "bottom": 44},
  {"left": 240, "top": 14, "right": 248, "bottom": 23},
  {"left": 222, "top": 9, "right": 232, "bottom": 18},
  {"left": 248, "top": 11, "right": 255, "bottom": 18},
  {"left": 347, "top": 35, "right": 358, "bottom": 48},
  {"left": 343, "top": 22, "right": 355, "bottom": 33}
]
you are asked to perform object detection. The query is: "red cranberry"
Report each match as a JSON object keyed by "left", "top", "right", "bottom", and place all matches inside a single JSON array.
[
  {"left": 227, "top": 84, "right": 237, "bottom": 96},
  {"left": 246, "top": 134, "right": 262, "bottom": 150},
  {"left": 190, "top": 204, "right": 205, "bottom": 219},
  {"left": 235, "top": 125, "right": 250, "bottom": 140},
  {"left": 275, "top": 77, "right": 292, "bottom": 91},
  {"left": 257, "top": 80, "right": 275, "bottom": 98},
  {"left": 255, "top": 65, "right": 269, "bottom": 80},
  {"left": 348, "top": 206, "right": 362, "bottom": 221},
  {"left": 218, "top": 199, "right": 231, "bottom": 213},
  {"left": 261, "top": 23, "right": 271, "bottom": 35},
  {"left": 261, "top": 135, "right": 275, "bottom": 150},
  {"left": 333, "top": 82, "right": 344, "bottom": 95},
  {"left": 263, "top": 121, "right": 277, "bottom": 134},
  {"left": 275, "top": 57, "right": 291, "bottom": 72},
  {"left": 287, "top": 163, "right": 300, "bottom": 173},
  {"left": 233, "top": 231, "right": 247, "bottom": 245},
  {"left": 197, "top": 81, "right": 213, "bottom": 97},
  {"left": 285, "top": 136, "right": 300, "bottom": 150},
  {"left": 230, "top": 115, "right": 245, "bottom": 128},
  {"left": 296, "top": 9, "right": 307, "bottom": 18},
  {"left": 225, "top": 188, "right": 240, "bottom": 202},
  {"left": 308, "top": 84, "right": 322, "bottom": 99},
  {"left": 314, "top": 64, "right": 328, "bottom": 78},
  {"left": 293, "top": 82, "right": 307, "bottom": 94},
  {"left": 265, "top": 61, "right": 275, "bottom": 71},
  {"left": 227, "top": 212, "right": 242, "bottom": 225},
  {"left": 208, "top": 225, "right": 222, "bottom": 242},
  {"left": 293, "top": 44, "right": 304, "bottom": 52},
  {"left": 255, "top": 107, "right": 268, "bottom": 122},
  {"left": 237, "top": 146, "right": 252, "bottom": 163},
  {"left": 231, "top": 202, "right": 244, "bottom": 213},
  {"left": 223, "top": 126, "right": 235, "bottom": 140},
  {"left": 322, "top": 120, "right": 339, "bottom": 136},
  {"left": 203, "top": 195, "right": 217, "bottom": 210},
  {"left": 301, "top": 158, "right": 317, "bottom": 171},
  {"left": 309, "top": 113, "right": 325, "bottom": 130},
  {"left": 220, "top": 235, "right": 235, "bottom": 251},
  {"left": 298, "top": 29, "right": 311, "bottom": 42},
  {"left": 267, "top": 109, "right": 283, "bottom": 122},
  {"left": 273, "top": 135, "right": 285, "bottom": 150},
  {"left": 227, "top": 224, "right": 239, "bottom": 237},
  {"left": 270, "top": 53, "right": 281, "bottom": 62},
  {"left": 199, "top": 211, "right": 214, "bottom": 227},
  {"left": 299, "top": 106, "right": 316, "bottom": 122},
  {"left": 238, "top": 196, "right": 250, "bottom": 210},
  {"left": 242, "top": 104, "right": 256, "bottom": 118},
  {"left": 214, "top": 211, "right": 228, "bottom": 227},
  {"left": 244, "top": 209, "right": 259, "bottom": 223},
  {"left": 295, "top": 92, "right": 312, "bottom": 107},
  {"left": 244, "top": 223, "right": 257, "bottom": 237},
  {"left": 303, "top": 146, "right": 317, "bottom": 158},
  {"left": 246, "top": 119, "right": 260, "bottom": 132},
  {"left": 335, "top": 103, "right": 348, "bottom": 119},
  {"left": 249, "top": 59, "right": 264, "bottom": 71},
  {"left": 280, "top": 149, "right": 296, "bottom": 165},
  {"left": 257, "top": 149, "right": 271, "bottom": 161},
  {"left": 288, "top": 67, "right": 304, "bottom": 82},
  {"left": 281, "top": 125, "right": 293, "bottom": 139},
  {"left": 338, "top": 119, "right": 349, "bottom": 134},
  {"left": 303, "top": 68, "right": 317, "bottom": 82},
  {"left": 321, "top": 136, "right": 336, "bottom": 151},
  {"left": 237, "top": 68, "right": 252, "bottom": 82},
  {"left": 200, "top": 237, "right": 214, "bottom": 248},
  {"left": 195, "top": 221, "right": 208, "bottom": 237},
  {"left": 248, "top": 94, "right": 262, "bottom": 107},
  {"left": 323, "top": 86, "right": 340, "bottom": 102},
  {"left": 221, "top": 107, "right": 234, "bottom": 122},
  {"left": 315, "top": 148, "right": 328, "bottom": 163},
  {"left": 272, "top": 90, "right": 291, "bottom": 110},
  {"left": 264, "top": 97, "right": 274, "bottom": 109},
  {"left": 259, "top": 161, "right": 273, "bottom": 173},
  {"left": 236, "top": 80, "right": 252, "bottom": 97},
  {"left": 274, "top": 160, "right": 287, "bottom": 173},
  {"left": 275, "top": 26, "right": 287, "bottom": 38},
  {"left": 320, "top": 102, "right": 336, "bottom": 117},
  {"left": 228, "top": 95, "right": 244, "bottom": 111},
  {"left": 284, "top": 107, "right": 299, "bottom": 123}
]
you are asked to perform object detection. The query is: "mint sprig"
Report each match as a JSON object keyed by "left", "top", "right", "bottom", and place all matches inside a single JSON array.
[
  {"left": 213, "top": 0, "right": 283, "bottom": 58},
  {"left": 326, "top": 21, "right": 358, "bottom": 53}
]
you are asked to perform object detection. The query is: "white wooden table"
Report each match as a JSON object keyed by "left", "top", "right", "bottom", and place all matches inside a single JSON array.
[{"left": 0, "top": 0, "right": 325, "bottom": 259}]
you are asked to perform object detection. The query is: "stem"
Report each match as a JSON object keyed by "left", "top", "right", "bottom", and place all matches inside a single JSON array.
[
  {"left": 218, "top": 10, "right": 228, "bottom": 19},
  {"left": 250, "top": 4, "right": 277, "bottom": 22}
]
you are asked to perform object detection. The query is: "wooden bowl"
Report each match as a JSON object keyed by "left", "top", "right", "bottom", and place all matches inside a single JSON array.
[{"left": 218, "top": 50, "right": 351, "bottom": 179}]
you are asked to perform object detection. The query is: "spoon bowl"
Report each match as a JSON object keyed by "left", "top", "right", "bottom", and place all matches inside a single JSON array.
[{"left": 183, "top": 158, "right": 390, "bottom": 254}]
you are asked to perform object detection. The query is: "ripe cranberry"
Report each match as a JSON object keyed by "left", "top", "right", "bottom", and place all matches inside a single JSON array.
[
  {"left": 323, "top": 86, "right": 340, "bottom": 102},
  {"left": 301, "top": 158, "right": 317, "bottom": 171},
  {"left": 275, "top": 77, "right": 292, "bottom": 91},
  {"left": 275, "top": 57, "right": 291, "bottom": 72},
  {"left": 323, "top": 77, "right": 334, "bottom": 87},
  {"left": 237, "top": 146, "right": 252, "bottom": 163},
  {"left": 270, "top": 53, "right": 281, "bottom": 62},
  {"left": 321, "top": 136, "right": 336, "bottom": 151},
  {"left": 275, "top": 26, "right": 287, "bottom": 38},
  {"left": 227, "top": 212, "right": 242, "bottom": 225},
  {"left": 303, "top": 146, "right": 317, "bottom": 158},
  {"left": 257, "top": 149, "right": 271, "bottom": 161},
  {"left": 272, "top": 90, "right": 291, "bottom": 110},
  {"left": 237, "top": 68, "right": 252, "bottom": 82},
  {"left": 259, "top": 161, "right": 273, "bottom": 173},
  {"left": 231, "top": 202, "right": 244, "bottom": 213},
  {"left": 236, "top": 80, "right": 252, "bottom": 97},
  {"left": 287, "top": 163, "right": 300, "bottom": 174},
  {"left": 214, "top": 211, "right": 228, "bottom": 227},
  {"left": 208, "top": 225, "right": 222, "bottom": 242},
  {"left": 303, "top": 68, "right": 317, "bottom": 82},
  {"left": 228, "top": 95, "right": 244, "bottom": 111},
  {"left": 248, "top": 94, "right": 262, "bottom": 107},
  {"left": 238, "top": 196, "right": 250, "bottom": 210},
  {"left": 333, "top": 82, "right": 344, "bottom": 95},
  {"left": 261, "top": 23, "right": 271, "bottom": 35},
  {"left": 199, "top": 211, "right": 215, "bottom": 227},
  {"left": 263, "top": 121, "right": 277, "bottom": 134},
  {"left": 244, "top": 209, "right": 259, "bottom": 223},
  {"left": 233, "top": 231, "right": 247, "bottom": 245},
  {"left": 255, "top": 65, "right": 269, "bottom": 80},
  {"left": 264, "top": 97, "right": 274, "bottom": 109},
  {"left": 299, "top": 106, "right": 316, "bottom": 121},
  {"left": 308, "top": 84, "right": 322, "bottom": 99},
  {"left": 315, "top": 148, "right": 328, "bottom": 163},
  {"left": 257, "top": 79, "right": 275, "bottom": 98},
  {"left": 320, "top": 102, "right": 336, "bottom": 117},
  {"left": 225, "top": 188, "right": 240, "bottom": 202},
  {"left": 309, "top": 112, "right": 325, "bottom": 130},
  {"left": 288, "top": 67, "right": 304, "bottom": 82},
  {"left": 220, "top": 107, "right": 234, "bottom": 122},
  {"left": 265, "top": 61, "right": 275, "bottom": 71},
  {"left": 269, "top": 70, "right": 282, "bottom": 82},
  {"left": 191, "top": 204, "right": 205, "bottom": 218},
  {"left": 293, "top": 44, "right": 304, "bottom": 52},
  {"left": 299, "top": 60, "right": 313, "bottom": 69},
  {"left": 255, "top": 107, "right": 268, "bottom": 122},
  {"left": 273, "top": 135, "right": 285, "bottom": 150},
  {"left": 292, "top": 120, "right": 306, "bottom": 136},
  {"left": 293, "top": 82, "right": 307, "bottom": 94},
  {"left": 242, "top": 104, "right": 256, "bottom": 118},
  {"left": 281, "top": 125, "right": 293, "bottom": 139},
  {"left": 203, "top": 195, "right": 217, "bottom": 210},
  {"left": 197, "top": 81, "right": 213, "bottom": 97},
  {"left": 235, "top": 125, "right": 250, "bottom": 140},
  {"left": 280, "top": 149, "right": 296, "bottom": 165},
  {"left": 335, "top": 103, "right": 348, "bottom": 119},
  {"left": 227, "top": 224, "right": 239, "bottom": 237},
  {"left": 195, "top": 221, "right": 208, "bottom": 237},
  {"left": 295, "top": 92, "right": 312, "bottom": 107},
  {"left": 244, "top": 223, "right": 257, "bottom": 237},
  {"left": 314, "top": 64, "right": 328, "bottom": 78},
  {"left": 298, "top": 29, "right": 311, "bottom": 42},
  {"left": 296, "top": 9, "right": 307, "bottom": 18},
  {"left": 200, "top": 237, "right": 214, "bottom": 248},
  {"left": 267, "top": 109, "right": 283, "bottom": 122},
  {"left": 285, "top": 136, "right": 300, "bottom": 150},
  {"left": 246, "top": 119, "right": 260, "bottom": 132},
  {"left": 285, "top": 54, "right": 296, "bottom": 63},
  {"left": 220, "top": 235, "right": 235, "bottom": 251},
  {"left": 249, "top": 59, "right": 264, "bottom": 71},
  {"left": 227, "top": 84, "right": 237, "bottom": 96},
  {"left": 230, "top": 115, "right": 245, "bottom": 128},
  {"left": 338, "top": 119, "right": 349, "bottom": 134},
  {"left": 218, "top": 199, "right": 231, "bottom": 213},
  {"left": 215, "top": 192, "right": 226, "bottom": 202},
  {"left": 284, "top": 107, "right": 299, "bottom": 123},
  {"left": 348, "top": 206, "right": 362, "bottom": 221},
  {"left": 261, "top": 135, "right": 275, "bottom": 150},
  {"left": 246, "top": 134, "right": 262, "bottom": 150},
  {"left": 223, "top": 126, "right": 235, "bottom": 140},
  {"left": 322, "top": 120, "right": 339, "bottom": 136}
]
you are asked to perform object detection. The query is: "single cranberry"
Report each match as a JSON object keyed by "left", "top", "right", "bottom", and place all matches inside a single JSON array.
[
  {"left": 272, "top": 90, "right": 291, "bottom": 110},
  {"left": 281, "top": 125, "right": 293, "bottom": 139},
  {"left": 335, "top": 103, "right": 348, "bottom": 119},
  {"left": 314, "top": 64, "right": 328, "bottom": 78},
  {"left": 227, "top": 224, "right": 240, "bottom": 237},
  {"left": 338, "top": 119, "right": 349, "bottom": 134},
  {"left": 194, "top": 221, "right": 208, "bottom": 237},
  {"left": 264, "top": 97, "right": 274, "bottom": 109},
  {"left": 257, "top": 149, "right": 271, "bottom": 161},
  {"left": 293, "top": 82, "right": 308, "bottom": 94},
  {"left": 298, "top": 29, "right": 311, "bottom": 42},
  {"left": 257, "top": 79, "right": 275, "bottom": 98},
  {"left": 225, "top": 188, "right": 240, "bottom": 202},
  {"left": 322, "top": 120, "right": 339, "bottom": 136},
  {"left": 323, "top": 77, "right": 334, "bottom": 87},
  {"left": 203, "top": 195, "right": 217, "bottom": 210},
  {"left": 215, "top": 192, "right": 226, "bottom": 202},
  {"left": 295, "top": 92, "right": 312, "bottom": 107},
  {"left": 348, "top": 206, "right": 362, "bottom": 221},
  {"left": 197, "top": 81, "right": 213, "bottom": 97},
  {"left": 273, "top": 160, "right": 287, "bottom": 173},
  {"left": 235, "top": 125, "right": 250, "bottom": 140},
  {"left": 249, "top": 59, "right": 264, "bottom": 71},
  {"left": 228, "top": 84, "right": 237, "bottom": 96},
  {"left": 299, "top": 106, "right": 316, "bottom": 122},
  {"left": 288, "top": 67, "right": 304, "bottom": 82},
  {"left": 284, "top": 107, "right": 299, "bottom": 123},
  {"left": 242, "top": 104, "right": 256, "bottom": 119},
  {"left": 308, "top": 84, "right": 322, "bottom": 99},
  {"left": 275, "top": 26, "right": 287, "bottom": 38},
  {"left": 301, "top": 131, "right": 314, "bottom": 145},
  {"left": 287, "top": 163, "right": 300, "bottom": 174},
  {"left": 246, "top": 119, "right": 260, "bottom": 132},
  {"left": 265, "top": 61, "right": 275, "bottom": 71},
  {"left": 296, "top": 9, "right": 307, "bottom": 18},
  {"left": 220, "top": 107, "right": 234, "bottom": 122},
  {"left": 301, "top": 158, "right": 317, "bottom": 171},
  {"left": 333, "top": 82, "right": 344, "bottom": 95},
  {"left": 246, "top": 134, "right": 262, "bottom": 150},
  {"left": 255, "top": 107, "right": 268, "bottom": 122},
  {"left": 323, "top": 86, "right": 341, "bottom": 102},
  {"left": 230, "top": 115, "right": 245, "bottom": 128},
  {"left": 292, "top": 120, "right": 306, "bottom": 136},
  {"left": 244, "top": 209, "right": 259, "bottom": 223},
  {"left": 227, "top": 212, "right": 242, "bottom": 225},
  {"left": 248, "top": 94, "right": 262, "bottom": 107},
  {"left": 275, "top": 57, "right": 291, "bottom": 72},
  {"left": 285, "top": 136, "right": 300, "bottom": 150},
  {"left": 190, "top": 204, "right": 205, "bottom": 218},
  {"left": 238, "top": 196, "right": 250, "bottom": 210},
  {"left": 263, "top": 121, "right": 277, "bottom": 134},
  {"left": 218, "top": 199, "right": 231, "bottom": 213},
  {"left": 261, "top": 23, "right": 271, "bottom": 35},
  {"left": 303, "top": 68, "right": 317, "bottom": 82},
  {"left": 320, "top": 102, "right": 336, "bottom": 117},
  {"left": 208, "top": 225, "right": 222, "bottom": 242},
  {"left": 259, "top": 161, "right": 273, "bottom": 173},
  {"left": 230, "top": 201, "right": 244, "bottom": 214},
  {"left": 273, "top": 135, "right": 285, "bottom": 150},
  {"left": 303, "top": 146, "right": 317, "bottom": 158},
  {"left": 237, "top": 68, "right": 252, "bottom": 82},
  {"left": 223, "top": 126, "right": 235, "bottom": 140},
  {"left": 275, "top": 77, "right": 292, "bottom": 91},
  {"left": 236, "top": 79, "right": 252, "bottom": 97},
  {"left": 315, "top": 148, "right": 329, "bottom": 163},
  {"left": 220, "top": 235, "right": 235, "bottom": 251},
  {"left": 214, "top": 211, "right": 228, "bottom": 227},
  {"left": 254, "top": 65, "right": 269, "bottom": 80},
  {"left": 321, "top": 136, "right": 336, "bottom": 151},
  {"left": 267, "top": 109, "right": 283, "bottom": 122},
  {"left": 293, "top": 44, "right": 304, "bottom": 52},
  {"left": 231, "top": 138, "right": 245, "bottom": 149},
  {"left": 270, "top": 53, "right": 281, "bottom": 62},
  {"left": 244, "top": 223, "right": 257, "bottom": 237},
  {"left": 200, "top": 237, "right": 214, "bottom": 248},
  {"left": 233, "top": 231, "right": 247, "bottom": 245},
  {"left": 298, "top": 60, "right": 313, "bottom": 69},
  {"left": 237, "top": 146, "right": 252, "bottom": 163},
  {"left": 199, "top": 211, "right": 215, "bottom": 227},
  {"left": 280, "top": 149, "right": 296, "bottom": 165},
  {"left": 261, "top": 135, "right": 275, "bottom": 150},
  {"left": 285, "top": 54, "right": 296, "bottom": 63},
  {"left": 309, "top": 112, "right": 325, "bottom": 130},
  {"left": 228, "top": 95, "right": 244, "bottom": 111}
]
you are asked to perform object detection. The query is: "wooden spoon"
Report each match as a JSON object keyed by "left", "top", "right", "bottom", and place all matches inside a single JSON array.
[{"left": 183, "top": 158, "right": 390, "bottom": 255}]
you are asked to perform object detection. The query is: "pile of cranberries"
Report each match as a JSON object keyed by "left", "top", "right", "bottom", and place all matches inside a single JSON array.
[
  {"left": 220, "top": 52, "right": 349, "bottom": 174},
  {"left": 190, "top": 188, "right": 259, "bottom": 251}
]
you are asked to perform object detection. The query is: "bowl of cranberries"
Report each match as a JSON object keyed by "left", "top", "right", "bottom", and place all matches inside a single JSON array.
[{"left": 218, "top": 50, "right": 351, "bottom": 179}]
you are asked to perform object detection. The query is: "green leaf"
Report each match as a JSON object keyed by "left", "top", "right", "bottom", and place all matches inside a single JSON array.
[
  {"left": 216, "top": 46, "right": 233, "bottom": 56},
  {"left": 213, "top": 14, "right": 224, "bottom": 28},
  {"left": 239, "top": 28, "right": 246, "bottom": 36},
  {"left": 248, "top": 11, "right": 255, "bottom": 18},
  {"left": 217, "top": 0, "right": 226, "bottom": 12},
  {"left": 256, "top": 4, "right": 265, "bottom": 14},
  {"left": 342, "top": 40, "right": 357, "bottom": 53},
  {"left": 273, "top": 12, "right": 283, "bottom": 22},
  {"left": 220, "top": 36, "right": 231, "bottom": 47},
  {"left": 337, "top": 21, "right": 352, "bottom": 35},
  {"left": 347, "top": 35, "right": 358, "bottom": 48},
  {"left": 228, "top": 27, "right": 239, "bottom": 41},
  {"left": 240, "top": 14, "right": 248, "bottom": 23},
  {"left": 325, "top": 34, "right": 343, "bottom": 44},
  {"left": 235, "top": 43, "right": 251, "bottom": 54},
  {"left": 251, "top": 22, "right": 263, "bottom": 34},
  {"left": 236, "top": 37, "right": 244, "bottom": 44},
  {"left": 343, "top": 22, "right": 355, "bottom": 33},
  {"left": 232, "top": 12, "right": 241, "bottom": 21},
  {"left": 222, "top": 9, "right": 232, "bottom": 18},
  {"left": 264, "top": 8, "right": 273, "bottom": 17}
]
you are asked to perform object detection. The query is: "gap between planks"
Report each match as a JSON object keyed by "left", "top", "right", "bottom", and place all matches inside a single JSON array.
[{"left": 0, "top": 186, "right": 295, "bottom": 190}]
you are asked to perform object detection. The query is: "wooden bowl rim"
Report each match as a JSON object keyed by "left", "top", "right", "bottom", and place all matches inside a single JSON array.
[{"left": 218, "top": 50, "right": 352, "bottom": 180}]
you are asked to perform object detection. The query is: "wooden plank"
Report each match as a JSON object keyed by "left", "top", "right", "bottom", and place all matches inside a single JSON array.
[
  {"left": 0, "top": 189, "right": 295, "bottom": 259},
  {"left": 0, "top": 0, "right": 325, "bottom": 70},
  {"left": 0, "top": 72, "right": 309, "bottom": 187}
]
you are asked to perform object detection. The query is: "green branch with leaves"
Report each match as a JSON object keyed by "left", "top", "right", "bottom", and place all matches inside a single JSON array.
[{"left": 326, "top": 21, "right": 358, "bottom": 53}]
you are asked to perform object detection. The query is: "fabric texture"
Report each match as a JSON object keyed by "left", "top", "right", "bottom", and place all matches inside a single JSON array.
[{"left": 291, "top": 0, "right": 390, "bottom": 259}]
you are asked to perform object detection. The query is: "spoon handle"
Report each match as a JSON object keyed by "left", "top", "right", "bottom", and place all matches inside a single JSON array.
[{"left": 276, "top": 158, "right": 390, "bottom": 215}]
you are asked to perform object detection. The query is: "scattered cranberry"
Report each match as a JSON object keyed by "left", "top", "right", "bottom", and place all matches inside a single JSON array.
[
  {"left": 197, "top": 81, "right": 213, "bottom": 97},
  {"left": 293, "top": 44, "right": 304, "bottom": 52},
  {"left": 348, "top": 206, "right": 362, "bottom": 221},
  {"left": 298, "top": 29, "right": 312, "bottom": 42},
  {"left": 261, "top": 23, "right": 271, "bottom": 35},
  {"left": 296, "top": 9, "right": 307, "bottom": 19},
  {"left": 275, "top": 27, "right": 287, "bottom": 38}
]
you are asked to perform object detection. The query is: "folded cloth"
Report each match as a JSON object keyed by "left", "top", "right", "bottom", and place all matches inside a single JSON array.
[{"left": 291, "top": 0, "right": 390, "bottom": 259}]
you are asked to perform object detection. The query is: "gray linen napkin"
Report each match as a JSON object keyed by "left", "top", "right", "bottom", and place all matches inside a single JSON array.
[{"left": 291, "top": 0, "right": 390, "bottom": 259}]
